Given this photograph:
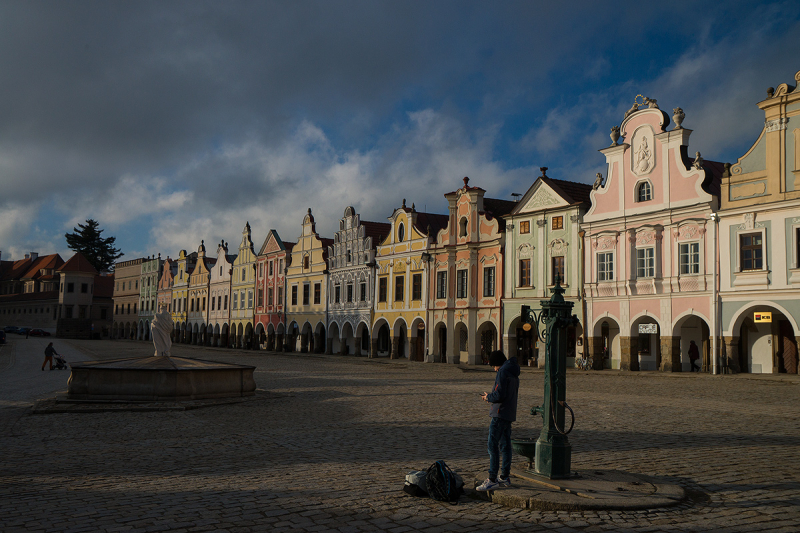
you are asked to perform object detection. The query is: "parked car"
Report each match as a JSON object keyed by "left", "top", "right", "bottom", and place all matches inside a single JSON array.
[
  {"left": 3, "top": 326, "right": 19, "bottom": 334},
  {"left": 17, "top": 327, "right": 31, "bottom": 336},
  {"left": 0, "top": 331, "right": 6, "bottom": 344},
  {"left": 29, "top": 329, "right": 51, "bottom": 337}
]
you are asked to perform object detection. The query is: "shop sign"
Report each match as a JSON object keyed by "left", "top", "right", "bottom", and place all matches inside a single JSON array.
[
  {"left": 638, "top": 323, "right": 658, "bottom": 334},
  {"left": 754, "top": 312, "right": 772, "bottom": 323}
]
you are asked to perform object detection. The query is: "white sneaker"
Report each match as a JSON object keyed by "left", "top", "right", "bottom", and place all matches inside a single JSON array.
[
  {"left": 476, "top": 478, "right": 500, "bottom": 491},
  {"left": 497, "top": 476, "right": 511, "bottom": 488}
]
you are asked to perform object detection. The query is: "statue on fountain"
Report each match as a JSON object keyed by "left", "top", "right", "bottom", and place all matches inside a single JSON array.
[{"left": 151, "top": 304, "right": 174, "bottom": 357}]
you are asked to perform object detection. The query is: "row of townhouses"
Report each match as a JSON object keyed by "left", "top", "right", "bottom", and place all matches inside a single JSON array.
[
  {"left": 99, "top": 68, "right": 798, "bottom": 375},
  {"left": 0, "top": 251, "right": 114, "bottom": 338}
]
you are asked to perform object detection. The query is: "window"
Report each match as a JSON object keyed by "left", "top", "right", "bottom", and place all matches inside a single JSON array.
[
  {"left": 81, "top": 283, "right": 88, "bottom": 293},
  {"left": 291, "top": 285, "right": 298, "bottom": 305},
  {"left": 258, "top": 288, "right": 263, "bottom": 307},
  {"left": 398, "top": 223, "right": 405, "bottom": 242},
  {"left": 335, "top": 285, "right": 341, "bottom": 303},
  {"left": 552, "top": 256, "right": 565, "bottom": 284},
  {"left": 456, "top": 269, "right": 468, "bottom": 298},
  {"left": 212, "top": 296, "right": 216, "bottom": 311},
  {"left": 347, "top": 284, "right": 353, "bottom": 302},
  {"left": 67, "top": 283, "right": 74, "bottom": 293},
  {"left": 552, "top": 216, "right": 564, "bottom": 230},
  {"left": 232, "top": 293, "right": 238, "bottom": 309},
  {"left": 191, "top": 298, "right": 195, "bottom": 312},
  {"left": 395, "top": 276, "right": 405, "bottom": 302},
  {"left": 303, "top": 256, "right": 310, "bottom": 270},
  {"left": 459, "top": 217, "right": 468, "bottom": 237},
  {"left": 740, "top": 233, "right": 763, "bottom": 271},
  {"left": 519, "top": 259, "right": 531, "bottom": 287},
  {"left": 637, "top": 181, "right": 652, "bottom": 202},
  {"left": 269, "top": 261, "right": 273, "bottom": 276},
  {"left": 379, "top": 277, "right": 387, "bottom": 302},
  {"left": 242, "top": 267, "right": 247, "bottom": 282},
  {"left": 278, "top": 288, "right": 283, "bottom": 305},
  {"left": 360, "top": 281, "right": 367, "bottom": 301},
  {"left": 314, "top": 283, "right": 321, "bottom": 304},
  {"left": 219, "top": 266, "right": 223, "bottom": 276},
  {"left": 412, "top": 273, "right": 422, "bottom": 300},
  {"left": 519, "top": 220, "right": 530, "bottom": 234},
  {"left": 347, "top": 250, "right": 352, "bottom": 263},
  {"left": 636, "top": 248, "right": 655, "bottom": 278},
  {"left": 679, "top": 243, "right": 700, "bottom": 275},
  {"left": 267, "top": 287, "right": 272, "bottom": 306},
  {"left": 598, "top": 252, "right": 614, "bottom": 281},
  {"left": 133, "top": 303, "right": 137, "bottom": 314},
  {"left": 202, "top": 297, "right": 206, "bottom": 311},
  {"left": 247, "top": 291, "right": 253, "bottom": 308},
  {"left": 259, "top": 263, "right": 263, "bottom": 277},
  {"left": 483, "top": 267, "right": 495, "bottom": 297},
  {"left": 300, "top": 284, "right": 308, "bottom": 305},
  {"left": 436, "top": 271, "right": 447, "bottom": 299}
]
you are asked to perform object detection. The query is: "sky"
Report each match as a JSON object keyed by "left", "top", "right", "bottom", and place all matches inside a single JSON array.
[{"left": 1, "top": 0, "right": 799, "bottom": 264}]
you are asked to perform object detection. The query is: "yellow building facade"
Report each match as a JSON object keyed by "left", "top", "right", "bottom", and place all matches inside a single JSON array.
[
  {"left": 230, "top": 222, "right": 257, "bottom": 349},
  {"left": 170, "top": 249, "right": 196, "bottom": 343},
  {"left": 285, "top": 209, "right": 332, "bottom": 353},
  {"left": 372, "top": 201, "right": 448, "bottom": 360}
]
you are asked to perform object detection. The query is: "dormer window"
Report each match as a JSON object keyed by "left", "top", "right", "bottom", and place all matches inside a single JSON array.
[
  {"left": 303, "top": 255, "right": 310, "bottom": 269},
  {"left": 398, "top": 223, "right": 405, "bottom": 242},
  {"left": 637, "top": 181, "right": 652, "bottom": 202}
]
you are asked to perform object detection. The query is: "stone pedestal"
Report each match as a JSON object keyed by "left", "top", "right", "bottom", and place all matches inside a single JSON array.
[{"left": 660, "top": 336, "right": 681, "bottom": 372}]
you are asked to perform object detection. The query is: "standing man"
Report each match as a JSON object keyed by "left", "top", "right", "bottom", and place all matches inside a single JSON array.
[
  {"left": 42, "top": 342, "right": 59, "bottom": 371},
  {"left": 477, "top": 350, "right": 520, "bottom": 491},
  {"left": 689, "top": 340, "right": 700, "bottom": 372}
]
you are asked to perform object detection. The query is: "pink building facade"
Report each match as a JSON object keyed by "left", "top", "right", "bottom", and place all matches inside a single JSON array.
[{"left": 582, "top": 98, "right": 722, "bottom": 371}]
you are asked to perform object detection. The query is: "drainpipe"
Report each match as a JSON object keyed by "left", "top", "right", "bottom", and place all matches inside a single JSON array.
[
  {"left": 710, "top": 212, "right": 720, "bottom": 375},
  {"left": 578, "top": 228, "right": 588, "bottom": 363}
]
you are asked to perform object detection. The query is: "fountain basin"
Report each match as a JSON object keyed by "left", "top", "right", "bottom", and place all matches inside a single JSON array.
[
  {"left": 511, "top": 437, "right": 537, "bottom": 470},
  {"left": 67, "top": 356, "right": 256, "bottom": 401}
]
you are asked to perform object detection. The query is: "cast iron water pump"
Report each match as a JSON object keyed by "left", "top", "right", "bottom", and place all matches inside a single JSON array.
[{"left": 520, "top": 274, "right": 579, "bottom": 479}]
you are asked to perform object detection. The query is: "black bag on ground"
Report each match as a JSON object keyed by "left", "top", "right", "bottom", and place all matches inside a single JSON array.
[{"left": 425, "top": 460, "right": 462, "bottom": 504}]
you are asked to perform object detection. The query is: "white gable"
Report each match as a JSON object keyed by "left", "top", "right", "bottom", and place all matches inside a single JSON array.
[{"left": 519, "top": 183, "right": 569, "bottom": 213}]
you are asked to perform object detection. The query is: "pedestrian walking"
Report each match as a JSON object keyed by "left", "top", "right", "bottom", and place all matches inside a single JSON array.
[
  {"left": 689, "top": 340, "right": 700, "bottom": 372},
  {"left": 477, "top": 350, "right": 520, "bottom": 492},
  {"left": 42, "top": 342, "right": 59, "bottom": 371}
]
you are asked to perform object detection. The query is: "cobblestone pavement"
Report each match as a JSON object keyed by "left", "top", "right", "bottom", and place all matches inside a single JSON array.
[{"left": 1, "top": 338, "right": 799, "bottom": 533}]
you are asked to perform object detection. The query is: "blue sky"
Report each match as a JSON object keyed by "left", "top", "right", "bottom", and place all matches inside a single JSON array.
[{"left": 1, "top": 1, "right": 799, "bottom": 264}]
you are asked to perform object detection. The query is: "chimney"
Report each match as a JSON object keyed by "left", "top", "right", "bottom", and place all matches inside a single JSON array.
[{"left": 30, "top": 252, "right": 38, "bottom": 261}]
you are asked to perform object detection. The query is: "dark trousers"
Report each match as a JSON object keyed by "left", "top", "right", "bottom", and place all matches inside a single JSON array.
[
  {"left": 690, "top": 358, "right": 700, "bottom": 372},
  {"left": 487, "top": 417, "right": 512, "bottom": 480}
]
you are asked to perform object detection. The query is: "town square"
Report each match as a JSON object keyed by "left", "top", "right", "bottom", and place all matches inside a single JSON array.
[
  {"left": 1, "top": 337, "right": 799, "bottom": 532},
  {"left": 2, "top": 2, "right": 800, "bottom": 532}
]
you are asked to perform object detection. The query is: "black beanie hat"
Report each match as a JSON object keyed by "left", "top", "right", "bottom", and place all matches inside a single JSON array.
[{"left": 488, "top": 350, "right": 507, "bottom": 367}]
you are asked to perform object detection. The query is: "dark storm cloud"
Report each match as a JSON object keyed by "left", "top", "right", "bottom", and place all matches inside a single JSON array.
[{"left": 0, "top": 0, "right": 796, "bottom": 259}]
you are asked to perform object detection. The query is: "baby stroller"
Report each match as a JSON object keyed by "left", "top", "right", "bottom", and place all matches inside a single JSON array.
[{"left": 52, "top": 354, "right": 69, "bottom": 370}]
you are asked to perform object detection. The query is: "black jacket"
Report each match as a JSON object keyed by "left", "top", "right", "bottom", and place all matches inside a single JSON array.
[{"left": 485, "top": 357, "right": 520, "bottom": 422}]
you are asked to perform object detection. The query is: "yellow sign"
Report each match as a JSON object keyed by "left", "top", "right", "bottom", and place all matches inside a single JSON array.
[
  {"left": 754, "top": 312, "right": 772, "bottom": 323},
  {"left": 522, "top": 323, "right": 532, "bottom": 332}
]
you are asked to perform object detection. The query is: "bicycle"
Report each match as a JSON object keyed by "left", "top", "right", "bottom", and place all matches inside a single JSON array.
[{"left": 575, "top": 356, "right": 593, "bottom": 370}]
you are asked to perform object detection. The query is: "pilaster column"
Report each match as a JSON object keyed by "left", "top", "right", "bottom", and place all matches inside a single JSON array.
[
  {"left": 370, "top": 338, "right": 378, "bottom": 358},
  {"left": 409, "top": 337, "right": 418, "bottom": 362},
  {"left": 300, "top": 333, "right": 308, "bottom": 353},
  {"left": 391, "top": 335, "right": 400, "bottom": 359},
  {"left": 723, "top": 336, "right": 740, "bottom": 373},
  {"left": 660, "top": 336, "right": 681, "bottom": 372},
  {"left": 587, "top": 336, "right": 603, "bottom": 369},
  {"left": 620, "top": 336, "right": 638, "bottom": 371}
]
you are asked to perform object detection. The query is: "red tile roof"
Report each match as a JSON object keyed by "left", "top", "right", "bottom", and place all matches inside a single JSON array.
[{"left": 58, "top": 252, "right": 98, "bottom": 275}]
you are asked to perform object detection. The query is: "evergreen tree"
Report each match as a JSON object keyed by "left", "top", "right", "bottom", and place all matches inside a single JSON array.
[{"left": 64, "top": 219, "right": 124, "bottom": 272}]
